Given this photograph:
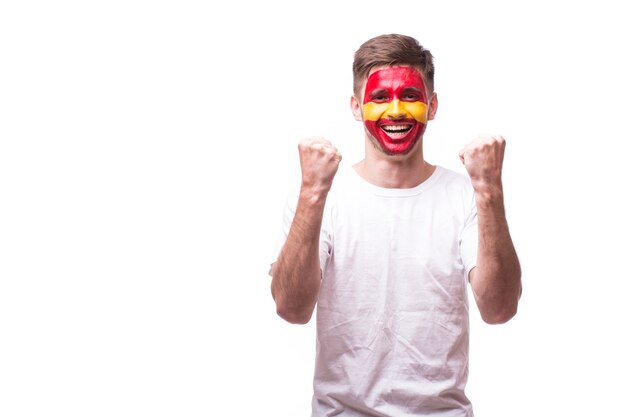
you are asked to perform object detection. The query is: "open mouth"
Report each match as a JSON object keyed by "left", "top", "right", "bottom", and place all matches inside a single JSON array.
[{"left": 380, "top": 124, "right": 414, "bottom": 140}]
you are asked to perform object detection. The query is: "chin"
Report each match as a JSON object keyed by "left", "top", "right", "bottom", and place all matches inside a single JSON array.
[
  {"left": 366, "top": 126, "right": 425, "bottom": 157},
  {"left": 379, "top": 137, "right": 421, "bottom": 156}
]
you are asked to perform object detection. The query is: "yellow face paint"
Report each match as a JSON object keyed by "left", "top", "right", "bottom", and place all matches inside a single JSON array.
[{"left": 362, "top": 99, "right": 428, "bottom": 124}]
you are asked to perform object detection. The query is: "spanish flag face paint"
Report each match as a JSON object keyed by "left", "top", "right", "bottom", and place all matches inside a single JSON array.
[{"left": 362, "top": 66, "right": 429, "bottom": 155}]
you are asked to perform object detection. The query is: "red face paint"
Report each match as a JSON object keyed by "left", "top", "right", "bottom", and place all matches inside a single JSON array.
[{"left": 362, "top": 66, "right": 429, "bottom": 155}]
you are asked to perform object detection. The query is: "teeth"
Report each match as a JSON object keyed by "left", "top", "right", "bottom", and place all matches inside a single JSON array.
[{"left": 382, "top": 125, "right": 411, "bottom": 133}]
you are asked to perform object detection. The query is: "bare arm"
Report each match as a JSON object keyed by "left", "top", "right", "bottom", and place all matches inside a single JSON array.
[
  {"left": 271, "top": 137, "right": 341, "bottom": 324},
  {"left": 460, "top": 135, "right": 522, "bottom": 324}
]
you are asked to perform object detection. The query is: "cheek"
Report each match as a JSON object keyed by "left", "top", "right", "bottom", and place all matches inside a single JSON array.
[
  {"left": 402, "top": 102, "right": 429, "bottom": 123},
  {"left": 364, "top": 120, "right": 379, "bottom": 136},
  {"left": 362, "top": 102, "right": 390, "bottom": 121}
]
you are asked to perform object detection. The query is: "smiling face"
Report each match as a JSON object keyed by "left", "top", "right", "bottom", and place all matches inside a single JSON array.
[{"left": 357, "top": 66, "right": 434, "bottom": 155}]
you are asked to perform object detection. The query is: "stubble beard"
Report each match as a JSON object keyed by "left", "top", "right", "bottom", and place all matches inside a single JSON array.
[{"left": 364, "top": 127, "right": 425, "bottom": 157}]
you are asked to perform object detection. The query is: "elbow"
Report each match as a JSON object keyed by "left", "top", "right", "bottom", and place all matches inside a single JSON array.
[
  {"left": 481, "top": 303, "right": 518, "bottom": 325},
  {"left": 474, "top": 269, "right": 522, "bottom": 325},
  {"left": 276, "top": 304, "right": 314, "bottom": 325},
  {"left": 482, "top": 311, "right": 516, "bottom": 325},
  {"left": 270, "top": 270, "right": 319, "bottom": 325},
  {"left": 272, "top": 289, "right": 315, "bottom": 325},
  {"left": 478, "top": 288, "right": 521, "bottom": 324}
]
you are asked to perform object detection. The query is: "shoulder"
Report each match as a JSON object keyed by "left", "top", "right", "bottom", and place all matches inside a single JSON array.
[
  {"left": 433, "top": 166, "right": 473, "bottom": 192},
  {"left": 431, "top": 166, "right": 475, "bottom": 212},
  {"left": 326, "top": 164, "right": 355, "bottom": 198},
  {"left": 435, "top": 165, "right": 471, "bottom": 184}
]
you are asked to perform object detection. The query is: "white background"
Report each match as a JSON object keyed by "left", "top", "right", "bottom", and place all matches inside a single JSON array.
[{"left": 1, "top": 1, "right": 625, "bottom": 416}]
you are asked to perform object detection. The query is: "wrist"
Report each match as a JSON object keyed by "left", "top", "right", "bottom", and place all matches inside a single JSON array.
[
  {"left": 471, "top": 176, "right": 502, "bottom": 196},
  {"left": 299, "top": 183, "right": 330, "bottom": 206},
  {"left": 474, "top": 184, "right": 505, "bottom": 213}
]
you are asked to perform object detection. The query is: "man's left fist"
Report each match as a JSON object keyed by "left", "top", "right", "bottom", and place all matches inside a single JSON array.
[{"left": 459, "top": 134, "right": 506, "bottom": 192}]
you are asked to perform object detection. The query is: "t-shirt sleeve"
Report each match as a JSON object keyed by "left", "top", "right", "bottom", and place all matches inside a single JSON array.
[
  {"left": 268, "top": 189, "right": 333, "bottom": 278},
  {"left": 459, "top": 191, "right": 478, "bottom": 279}
]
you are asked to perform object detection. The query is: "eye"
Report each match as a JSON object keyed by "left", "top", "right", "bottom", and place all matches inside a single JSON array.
[
  {"left": 371, "top": 94, "right": 388, "bottom": 103},
  {"left": 402, "top": 93, "right": 420, "bottom": 102}
]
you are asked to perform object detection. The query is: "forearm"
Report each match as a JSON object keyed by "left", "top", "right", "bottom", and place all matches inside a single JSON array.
[
  {"left": 271, "top": 189, "right": 327, "bottom": 324},
  {"left": 471, "top": 185, "right": 522, "bottom": 324}
]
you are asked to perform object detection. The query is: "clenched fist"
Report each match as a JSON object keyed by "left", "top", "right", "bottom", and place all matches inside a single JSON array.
[
  {"left": 459, "top": 134, "right": 506, "bottom": 193},
  {"left": 298, "top": 137, "right": 342, "bottom": 195}
]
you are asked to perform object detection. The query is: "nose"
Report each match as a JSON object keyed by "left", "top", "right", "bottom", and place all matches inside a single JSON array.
[{"left": 386, "top": 99, "right": 406, "bottom": 119}]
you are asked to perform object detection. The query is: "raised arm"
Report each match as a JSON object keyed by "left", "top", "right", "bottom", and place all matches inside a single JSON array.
[
  {"left": 271, "top": 137, "right": 341, "bottom": 324},
  {"left": 459, "top": 134, "right": 522, "bottom": 324}
]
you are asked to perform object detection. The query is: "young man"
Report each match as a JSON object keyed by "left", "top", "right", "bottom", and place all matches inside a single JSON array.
[{"left": 270, "top": 33, "right": 522, "bottom": 417}]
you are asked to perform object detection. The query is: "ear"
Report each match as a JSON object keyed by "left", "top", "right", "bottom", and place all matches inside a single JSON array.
[
  {"left": 428, "top": 92, "right": 438, "bottom": 121},
  {"left": 351, "top": 96, "right": 363, "bottom": 121}
]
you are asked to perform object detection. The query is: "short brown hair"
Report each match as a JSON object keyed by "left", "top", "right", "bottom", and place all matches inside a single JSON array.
[{"left": 352, "top": 34, "right": 435, "bottom": 97}]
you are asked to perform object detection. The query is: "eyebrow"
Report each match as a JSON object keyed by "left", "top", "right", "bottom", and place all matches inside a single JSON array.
[
  {"left": 402, "top": 87, "right": 423, "bottom": 94},
  {"left": 368, "top": 88, "right": 388, "bottom": 96}
]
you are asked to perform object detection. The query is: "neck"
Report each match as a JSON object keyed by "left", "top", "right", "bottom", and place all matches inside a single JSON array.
[{"left": 354, "top": 138, "right": 436, "bottom": 189}]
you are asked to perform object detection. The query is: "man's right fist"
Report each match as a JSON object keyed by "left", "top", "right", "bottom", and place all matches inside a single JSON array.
[{"left": 298, "top": 137, "right": 342, "bottom": 194}]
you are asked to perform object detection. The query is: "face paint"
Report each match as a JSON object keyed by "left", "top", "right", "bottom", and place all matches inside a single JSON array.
[{"left": 361, "top": 66, "right": 429, "bottom": 155}]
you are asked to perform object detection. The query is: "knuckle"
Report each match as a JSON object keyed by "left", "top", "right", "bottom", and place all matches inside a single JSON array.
[{"left": 298, "top": 139, "right": 313, "bottom": 151}]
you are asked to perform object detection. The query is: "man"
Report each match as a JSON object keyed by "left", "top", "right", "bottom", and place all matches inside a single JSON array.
[{"left": 269, "top": 33, "right": 522, "bottom": 417}]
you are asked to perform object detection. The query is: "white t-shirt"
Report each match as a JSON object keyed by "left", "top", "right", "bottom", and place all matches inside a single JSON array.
[{"left": 272, "top": 165, "right": 478, "bottom": 417}]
